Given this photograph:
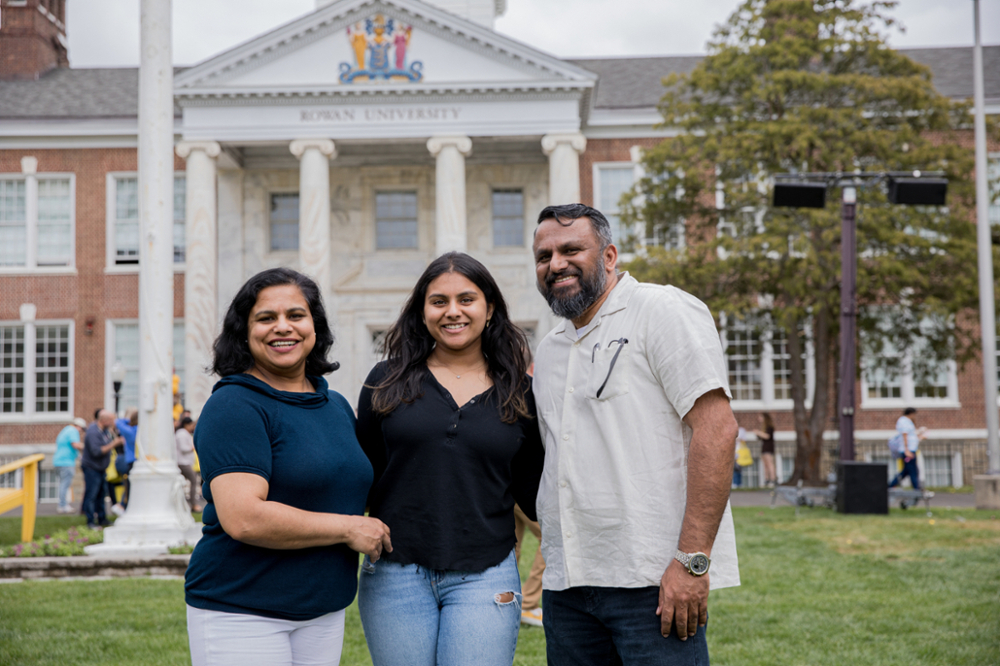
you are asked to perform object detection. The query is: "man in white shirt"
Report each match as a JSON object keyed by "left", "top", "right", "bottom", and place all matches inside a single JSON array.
[{"left": 531, "top": 203, "right": 740, "bottom": 665}]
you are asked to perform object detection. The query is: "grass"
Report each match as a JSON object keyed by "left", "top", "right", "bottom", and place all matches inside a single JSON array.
[{"left": 1, "top": 508, "right": 998, "bottom": 665}]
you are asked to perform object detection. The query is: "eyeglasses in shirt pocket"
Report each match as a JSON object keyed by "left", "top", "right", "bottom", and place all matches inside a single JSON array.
[{"left": 587, "top": 338, "right": 630, "bottom": 401}]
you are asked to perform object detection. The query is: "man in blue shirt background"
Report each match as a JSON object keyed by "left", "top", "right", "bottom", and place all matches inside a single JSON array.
[
  {"left": 53, "top": 417, "right": 87, "bottom": 514},
  {"left": 890, "top": 407, "right": 923, "bottom": 491}
]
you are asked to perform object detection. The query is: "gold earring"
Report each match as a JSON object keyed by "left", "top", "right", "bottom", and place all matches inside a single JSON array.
[{"left": 486, "top": 319, "right": 491, "bottom": 328}]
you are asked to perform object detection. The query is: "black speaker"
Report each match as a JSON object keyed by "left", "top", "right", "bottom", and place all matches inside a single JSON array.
[
  {"left": 836, "top": 462, "right": 888, "bottom": 514},
  {"left": 773, "top": 182, "right": 827, "bottom": 209},
  {"left": 887, "top": 178, "right": 947, "bottom": 206}
]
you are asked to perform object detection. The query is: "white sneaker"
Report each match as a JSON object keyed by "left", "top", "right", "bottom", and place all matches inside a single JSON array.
[
  {"left": 521, "top": 608, "right": 543, "bottom": 627},
  {"left": 111, "top": 503, "right": 125, "bottom": 517}
]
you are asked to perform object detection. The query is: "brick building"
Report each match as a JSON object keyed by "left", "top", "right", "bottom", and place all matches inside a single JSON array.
[{"left": 1, "top": 0, "right": 998, "bottom": 501}]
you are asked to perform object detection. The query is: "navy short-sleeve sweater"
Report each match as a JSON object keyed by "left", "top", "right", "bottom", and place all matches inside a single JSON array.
[{"left": 185, "top": 373, "right": 373, "bottom": 621}]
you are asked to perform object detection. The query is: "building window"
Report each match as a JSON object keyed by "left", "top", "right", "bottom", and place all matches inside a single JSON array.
[
  {"left": 0, "top": 326, "right": 25, "bottom": 413},
  {"left": 375, "top": 192, "right": 418, "bottom": 249},
  {"left": 0, "top": 322, "right": 72, "bottom": 419},
  {"left": 109, "top": 174, "right": 186, "bottom": 265},
  {"left": 0, "top": 175, "right": 73, "bottom": 269},
  {"left": 270, "top": 193, "right": 299, "bottom": 251},
  {"left": 492, "top": 189, "right": 524, "bottom": 247},
  {"left": 113, "top": 177, "right": 140, "bottom": 264},
  {"left": 595, "top": 164, "right": 635, "bottom": 246},
  {"left": 35, "top": 325, "right": 70, "bottom": 413},
  {"left": 371, "top": 329, "right": 388, "bottom": 358},
  {"left": 724, "top": 317, "right": 761, "bottom": 401},
  {"left": 173, "top": 176, "right": 186, "bottom": 263},
  {"left": 922, "top": 454, "right": 952, "bottom": 488},
  {"left": 111, "top": 321, "right": 185, "bottom": 412},
  {"left": 861, "top": 316, "right": 957, "bottom": 406},
  {"left": 722, "top": 316, "right": 813, "bottom": 408}
]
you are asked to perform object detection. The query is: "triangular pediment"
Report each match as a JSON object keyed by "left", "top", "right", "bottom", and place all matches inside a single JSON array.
[{"left": 174, "top": 0, "right": 595, "bottom": 95}]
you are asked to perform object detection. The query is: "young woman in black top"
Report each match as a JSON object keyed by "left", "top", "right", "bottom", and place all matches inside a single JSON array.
[
  {"left": 753, "top": 412, "right": 777, "bottom": 488},
  {"left": 356, "top": 252, "right": 544, "bottom": 666}
]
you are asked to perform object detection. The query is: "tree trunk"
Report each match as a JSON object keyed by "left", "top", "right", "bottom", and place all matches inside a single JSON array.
[{"left": 788, "top": 303, "right": 832, "bottom": 486}]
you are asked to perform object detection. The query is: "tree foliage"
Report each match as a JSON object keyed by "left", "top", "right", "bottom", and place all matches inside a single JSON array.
[{"left": 621, "top": 0, "right": 993, "bottom": 484}]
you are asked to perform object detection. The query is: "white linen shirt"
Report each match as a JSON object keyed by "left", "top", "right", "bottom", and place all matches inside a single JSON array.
[{"left": 533, "top": 274, "right": 740, "bottom": 591}]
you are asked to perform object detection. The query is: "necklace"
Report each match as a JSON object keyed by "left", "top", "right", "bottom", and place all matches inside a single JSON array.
[{"left": 429, "top": 358, "right": 487, "bottom": 379}]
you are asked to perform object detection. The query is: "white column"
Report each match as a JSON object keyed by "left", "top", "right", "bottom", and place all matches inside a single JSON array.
[
  {"left": 176, "top": 140, "right": 220, "bottom": 419},
  {"left": 290, "top": 139, "right": 335, "bottom": 290},
  {"left": 216, "top": 169, "right": 245, "bottom": 323},
  {"left": 542, "top": 132, "right": 587, "bottom": 205},
  {"left": 427, "top": 135, "right": 472, "bottom": 255},
  {"left": 89, "top": 0, "right": 200, "bottom": 556}
]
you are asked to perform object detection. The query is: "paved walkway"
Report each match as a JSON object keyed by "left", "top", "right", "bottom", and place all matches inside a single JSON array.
[{"left": 732, "top": 488, "right": 978, "bottom": 509}]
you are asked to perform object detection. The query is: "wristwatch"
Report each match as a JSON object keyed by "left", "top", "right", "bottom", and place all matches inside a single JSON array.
[{"left": 674, "top": 550, "right": 711, "bottom": 576}]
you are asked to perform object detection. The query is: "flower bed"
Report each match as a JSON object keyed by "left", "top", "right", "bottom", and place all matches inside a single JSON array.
[{"left": 0, "top": 526, "right": 104, "bottom": 558}]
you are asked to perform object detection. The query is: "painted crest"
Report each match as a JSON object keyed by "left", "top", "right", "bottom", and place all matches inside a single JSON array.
[{"left": 340, "top": 15, "right": 423, "bottom": 83}]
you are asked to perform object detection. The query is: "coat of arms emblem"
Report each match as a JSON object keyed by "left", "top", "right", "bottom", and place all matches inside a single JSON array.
[{"left": 340, "top": 14, "right": 423, "bottom": 83}]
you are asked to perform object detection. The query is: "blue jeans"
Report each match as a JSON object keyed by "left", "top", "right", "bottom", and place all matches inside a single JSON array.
[
  {"left": 56, "top": 466, "right": 74, "bottom": 510},
  {"left": 890, "top": 456, "right": 921, "bottom": 490},
  {"left": 543, "top": 586, "right": 709, "bottom": 666},
  {"left": 81, "top": 466, "right": 106, "bottom": 526},
  {"left": 358, "top": 549, "right": 522, "bottom": 666}
]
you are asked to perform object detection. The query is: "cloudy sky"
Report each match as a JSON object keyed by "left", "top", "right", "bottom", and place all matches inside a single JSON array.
[{"left": 66, "top": 0, "right": 1000, "bottom": 68}]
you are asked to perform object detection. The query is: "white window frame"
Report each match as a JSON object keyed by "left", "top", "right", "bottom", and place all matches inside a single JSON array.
[
  {"left": 490, "top": 187, "right": 526, "bottom": 249},
  {"left": 860, "top": 350, "right": 959, "bottom": 409},
  {"left": 106, "top": 171, "right": 186, "bottom": 273},
  {"left": 0, "top": 318, "right": 74, "bottom": 424},
  {"left": 0, "top": 171, "right": 76, "bottom": 274},
  {"left": 105, "top": 319, "right": 185, "bottom": 414},
  {"left": 593, "top": 160, "right": 650, "bottom": 251},
  {"left": 268, "top": 190, "right": 300, "bottom": 255},
  {"left": 374, "top": 189, "right": 420, "bottom": 251},
  {"left": 860, "top": 310, "right": 960, "bottom": 409},
  {"left": 720, "top": 313, "right": 815, "bottom": 412}
]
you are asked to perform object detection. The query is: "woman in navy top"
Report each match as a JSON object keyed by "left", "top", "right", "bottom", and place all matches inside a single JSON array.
[
  {"left": 185, "top": 268, "right": 391, "bottom": 666},
  {"left": 356, "top": 252, "right": 544, "bottom": 666}
]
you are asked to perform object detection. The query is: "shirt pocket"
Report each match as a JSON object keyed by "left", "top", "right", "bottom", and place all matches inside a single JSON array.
[{"left": 586, "top": 340, "right": 630, "bottom": 401}]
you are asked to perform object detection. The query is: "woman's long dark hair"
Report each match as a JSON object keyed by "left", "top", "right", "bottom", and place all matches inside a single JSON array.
[
  {"left": 371, "top": 252, "right": 531, "bottom": 423},
  {"left": 211, "top": 267, "right": 339, "bottom": 377}
]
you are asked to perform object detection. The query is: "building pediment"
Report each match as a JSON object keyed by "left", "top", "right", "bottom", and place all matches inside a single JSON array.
[{"left": 173, "top": 0, "right": 595, "bottom": 101}]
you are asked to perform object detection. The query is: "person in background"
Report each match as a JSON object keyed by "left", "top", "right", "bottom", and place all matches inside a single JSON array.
[
  {"left": 175, "top": 416, "right": 201, "bottom": 512},
  {"left": 753, "top": 412, "right": 777, "bottom": 488},
  {"left": 53, "top": 417, "right": 87, "bottom": 514},
  {"left": 81, "top": 410, "right": 122, "bottom": 528},
  {"left": 890, "top": 407, "right": 926, "bottom": 491},
  {"left": 111, "top": 408, "right": 138, "bottom": 512},
  {"left": 356, "top": 252, "right": 544, "bottom": 666},
  {"left": 185, "top": 267, "right": 389, "bottom": 666},
  {"left": 514, "top": 503, "right": 546, "bottom": 627}
]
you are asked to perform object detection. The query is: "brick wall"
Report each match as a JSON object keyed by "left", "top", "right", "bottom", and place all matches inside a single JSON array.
[
  {"left": 0, "top": 147, "right": 186, "bottom": 447},
  {"left": 0, "top": 0, "right": 68, "bottom": 80}
]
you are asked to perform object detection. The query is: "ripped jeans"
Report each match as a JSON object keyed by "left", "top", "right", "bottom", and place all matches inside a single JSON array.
[{"left": 358, "top": 549, "right": 522, "bottom": 666}]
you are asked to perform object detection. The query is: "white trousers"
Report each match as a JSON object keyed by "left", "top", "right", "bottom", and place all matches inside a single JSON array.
[{"left": 187, "top": 605, "right": 345, "bottom": 666}]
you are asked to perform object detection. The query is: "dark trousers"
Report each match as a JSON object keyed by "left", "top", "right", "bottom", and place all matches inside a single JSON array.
[
  {"left": 543, "top": 586, "right": 709, "bottom": 666},
  {"left": 890, "top": 456, "right": 921, "bottom": 490},
  {"left": 81, "top": 466, "right": 107, "bottom": 526}
]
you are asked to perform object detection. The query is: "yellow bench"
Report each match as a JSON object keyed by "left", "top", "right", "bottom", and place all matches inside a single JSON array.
[{"left": 0, "top": 454, "right": 46, "bottom": 543}]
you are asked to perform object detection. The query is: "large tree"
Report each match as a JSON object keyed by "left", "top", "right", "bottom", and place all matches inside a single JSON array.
[{"left": 621, "top": 0, "right": 989, "bottom": 484}]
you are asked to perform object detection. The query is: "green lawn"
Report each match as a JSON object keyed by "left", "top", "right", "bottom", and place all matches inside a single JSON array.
[{"left": 1, "top": 507, "right": 998, "bottom": 666}]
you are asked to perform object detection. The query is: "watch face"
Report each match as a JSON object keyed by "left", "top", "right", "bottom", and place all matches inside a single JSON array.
[{"left": 689, "top": 554, "right": 710, "bottom": 575}]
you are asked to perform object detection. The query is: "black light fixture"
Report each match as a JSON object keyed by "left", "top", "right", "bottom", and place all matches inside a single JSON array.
[
  {"left": 887, "top": 177, "right": 948, "bottom": 206},
  {"left": 773, "top": 182, "right": 827, "bottom": 209}
]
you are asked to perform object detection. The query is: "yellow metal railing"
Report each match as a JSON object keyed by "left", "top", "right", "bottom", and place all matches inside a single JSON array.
[{"left": 0, "top": 454, "right": 46, "bottom": 543}]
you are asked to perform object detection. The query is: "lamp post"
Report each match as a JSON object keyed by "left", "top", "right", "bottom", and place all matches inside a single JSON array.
[
  {"left": 774, "top": 172, "right": 947, "bottom": 461},
  {"left": 111, "top": 361, "right": 126, "bottom": 416}
]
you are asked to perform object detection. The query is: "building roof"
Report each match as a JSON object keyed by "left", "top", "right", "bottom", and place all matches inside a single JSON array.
[
  {"left": 0, "top": 67, "right": 185, "bottom": 119},
  {"left": 0, "top": 47, "right": 995, "bottom": 119},
  {"left": 571, "top": 46, "right": 1000, "bottom": 110}
]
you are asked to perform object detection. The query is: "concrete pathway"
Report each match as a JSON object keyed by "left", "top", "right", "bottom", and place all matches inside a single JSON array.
[{"left": 731, "top": 489, "right": 979, "bottom": 509}]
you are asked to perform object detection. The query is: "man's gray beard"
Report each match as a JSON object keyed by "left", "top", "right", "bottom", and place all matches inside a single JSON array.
[{"left": 540, "top": 265, "right": 607, "bottom": 321}]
